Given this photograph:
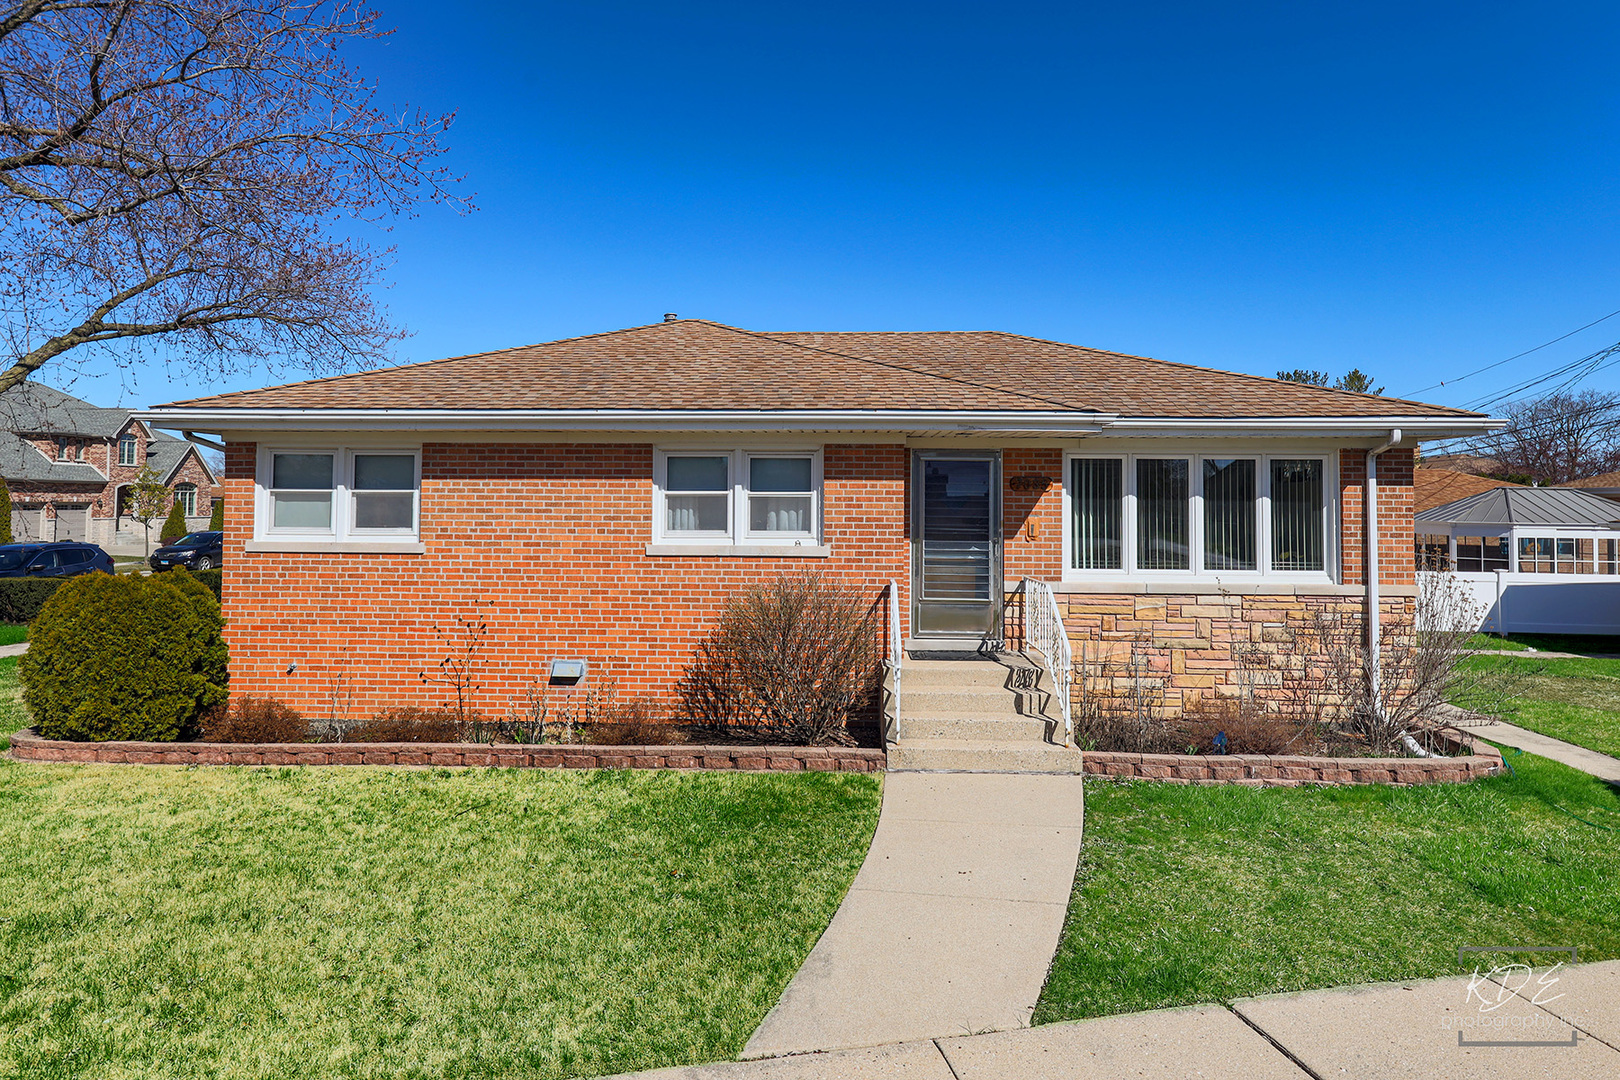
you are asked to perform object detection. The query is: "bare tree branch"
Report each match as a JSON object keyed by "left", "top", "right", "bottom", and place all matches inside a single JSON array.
[{"left": 0, "top": 0, "right": 470, "bottom": 392}]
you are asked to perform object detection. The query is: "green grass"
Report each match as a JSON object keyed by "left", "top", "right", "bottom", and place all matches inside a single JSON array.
[
  {"left": 1036, "top": 753, "right": 1620, "bottom": 1023},
  {"left": 0, "top": 665, "right": 882, "bottom": 1079},
  {"left": 1458, "top": 653, "right": 1620, "bottom": 758},
  {"left": 0, "top": 626, "right": 25, "bottom": 648},
  {"left": 1466, "top": 632, "right": 1620, "bottom": 655}
]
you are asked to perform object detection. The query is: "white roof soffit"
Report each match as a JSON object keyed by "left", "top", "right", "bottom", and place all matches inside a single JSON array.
[{"left": 135, "top": 408, "right": 1502, "bottom": 440}]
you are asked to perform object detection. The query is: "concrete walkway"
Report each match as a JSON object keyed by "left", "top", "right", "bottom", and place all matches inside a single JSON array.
[
  {"left": 1476, "top": 720, "right": 1620, "bottom": 784},
  {"left": 740, "top": 772, "right": 1085, "bottom": 1059},
  {"left": 610, "top": 961, "right": 1620, "bottom": 1078},
  {"left": 0, "top": 642, "right": 28, "bottom": 658}
]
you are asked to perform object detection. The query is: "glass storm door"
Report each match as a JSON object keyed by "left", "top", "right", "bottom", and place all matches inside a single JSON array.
[{"left": 912, "top": 452, "right": 1002, "bottom": 639}]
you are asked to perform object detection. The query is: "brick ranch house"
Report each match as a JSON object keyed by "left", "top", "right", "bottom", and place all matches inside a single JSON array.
[
  {"left": 142, "top": 319, "right": 1499, "bottom": 732},
  {"left": 1, "top": 382, "right": 219, "bottom": 546}
]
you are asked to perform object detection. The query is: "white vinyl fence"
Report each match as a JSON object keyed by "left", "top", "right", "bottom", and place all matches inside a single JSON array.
[{"left": 1422, "top": 570, "right": 1620, "bottom": 636}]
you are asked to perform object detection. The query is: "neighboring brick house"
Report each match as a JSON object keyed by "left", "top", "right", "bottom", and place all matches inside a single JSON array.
[
  {"left": 143, "top": 319, "right": 1499, "bottom": 725},
  {"left": 1, "top": 382, "right": 219, "bottom": 547}
]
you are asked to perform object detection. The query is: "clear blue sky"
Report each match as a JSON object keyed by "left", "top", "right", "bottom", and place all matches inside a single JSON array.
[{"left": 74, "top": 1, "right": 1620, "bottom": 416}]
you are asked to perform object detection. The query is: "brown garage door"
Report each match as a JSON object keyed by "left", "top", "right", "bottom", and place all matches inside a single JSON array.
[{"left": 56, "top": 504, "right": 90, "bottom": 542}]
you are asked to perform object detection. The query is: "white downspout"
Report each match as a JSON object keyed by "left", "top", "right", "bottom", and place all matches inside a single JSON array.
[{"left": 1366, "top": 429, "right": 1402, "bottom": 716}]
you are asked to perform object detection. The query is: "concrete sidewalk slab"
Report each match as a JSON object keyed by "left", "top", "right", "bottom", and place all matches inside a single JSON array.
[
  {"left": 600, "top": 1041, "right": 955, "bottom": 1080},
  {"left": 741, "top": 772, "right": 1084, "bottom": 1059},
  {"left": 1234, "top": 972, "right": 1620, "bottom": 1078},
  {"left": 1489, "top": 959, "right": 1620, "bottom": 1051},
  {"left": 0, "top": 642, "right": 27, "bottom": 658},
  {"left": 937, "top": 1004, "right": 1306, "bottom": 1079},
  {"left": 1477, "top": 721, "right": 1620, "bottom": 783}
]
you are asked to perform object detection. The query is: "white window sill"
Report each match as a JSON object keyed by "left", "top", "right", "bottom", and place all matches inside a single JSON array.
[
  {"left": 245, "top": 540, "right": 426, "bottom": 554},
  {"left": 645, "top": 543, "right": 831, "bottom": 557}
]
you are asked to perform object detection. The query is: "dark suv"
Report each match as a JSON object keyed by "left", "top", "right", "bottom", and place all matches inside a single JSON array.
[
  {"left": 150, "top": 531, "right": 223, "bottom": 572},
  {"left": 0, "top": 542, "right": 115, "bottom": 578}
]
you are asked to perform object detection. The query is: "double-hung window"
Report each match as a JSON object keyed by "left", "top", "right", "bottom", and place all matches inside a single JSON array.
[
  {"left": 118, "top": 435, "right": 137, "bottom": 466},
  {"left": 1066, "top": 452, "right": 1330, "bottom": 578},
  {"left": 260, "top": 448, "right": 420, "bottom": 542},
  {"left": 656, "top": 449, "right": 822, "bottom": 547}
]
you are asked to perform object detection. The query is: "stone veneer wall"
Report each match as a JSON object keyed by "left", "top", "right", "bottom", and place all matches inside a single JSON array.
[{"left": 1008, "top": 587, "right": 1416, "bottom": 716}]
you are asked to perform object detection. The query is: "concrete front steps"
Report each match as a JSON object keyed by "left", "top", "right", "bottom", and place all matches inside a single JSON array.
[{"left": 888, "top": 653, "right": 1084, "bottom": 773}]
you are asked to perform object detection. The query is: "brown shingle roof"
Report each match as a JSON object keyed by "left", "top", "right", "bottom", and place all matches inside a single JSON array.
[
  {"left": 161, "top": 319, "right": 1484, "bottom": 419},
  {"left": 1414, "top": 468, "right": 1523, "bottom": 515}
]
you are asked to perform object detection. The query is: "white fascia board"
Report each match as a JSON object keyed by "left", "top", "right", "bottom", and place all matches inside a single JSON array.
[
  {"left": 136, "top": 407, "right": 1501, "bottom": 441},
  {"left": 135, "top": 408, "right": 1118, "bottom": 435},
  {"left": 1101, "top": 416, "right": 1504, "bottom": 439}
]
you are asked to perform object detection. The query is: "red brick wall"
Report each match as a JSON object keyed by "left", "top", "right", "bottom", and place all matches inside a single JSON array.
[
  {"left": 1339, "top": 447, "right": 1415, "bottom": 587},
  {"left": 1002, "top": 447, "right": 1064, "bottom": 577},
  {"left": 221, "top": 439, "right": 1421, "bottom": 719},
  {"left": 222, "top": 441, "right": 910, "bottom": 718}
]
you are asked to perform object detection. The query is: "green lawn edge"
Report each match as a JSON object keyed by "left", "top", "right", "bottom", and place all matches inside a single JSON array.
[{"left": 1035, "top": 750, "right": 1620, "bottom": 1024}]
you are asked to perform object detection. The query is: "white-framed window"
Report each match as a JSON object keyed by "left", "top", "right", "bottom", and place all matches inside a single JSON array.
[
  {"left": 257, "top": 447, "right": 420, "bottom": 541},
  {"left": 173, "top": 484, "right": 196, "bottom": 517},
  {"left": 118, "top": 434, "right": 137, "bottom": 466},
  {"left": 1064, "top": 451, "right": 1333, "bottom": 579},
  {"left": 654, "top": 449, "right": 822, "bottom": 546},
  {"left": 57, "top": 437, "right": 81, "bottom": 462}
]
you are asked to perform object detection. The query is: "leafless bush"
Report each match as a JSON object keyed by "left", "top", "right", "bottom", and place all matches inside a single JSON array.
[
  {"left": 200, "top": 696, "right": 310, "bottom": 744},
  {"left": 468, "top": 669, "right": 626, "bottom": 745},
  {"left": 1071, "top": 635, "right": 1171, "bottom": 753},
  {"left": 586, "top": 699, "right": 684, "bottom": 746},
  {"left": 420, "top": 599, "right": 494, "bottom": 724},
  {"left": 349, "top": 707, "right": 466, "bottom": 743},
  {"left": 676, "top": 573, "right": 881, "bottom": 746},
  {"left": 1311, "top": 572, "right": 1525, "bottom": 752}
]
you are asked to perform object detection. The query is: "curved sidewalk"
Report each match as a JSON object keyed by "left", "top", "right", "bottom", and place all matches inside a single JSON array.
[
  {"left": 741, "top": 770, "right": 1086, "bottom": 1059},
  {"left": 610, "top": 961, "right": 1620, "bottom": 1079}
]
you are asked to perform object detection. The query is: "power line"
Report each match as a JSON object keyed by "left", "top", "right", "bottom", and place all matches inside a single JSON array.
[{"left": 1404, "top": 306, "right": 1620, "bottom": 397}]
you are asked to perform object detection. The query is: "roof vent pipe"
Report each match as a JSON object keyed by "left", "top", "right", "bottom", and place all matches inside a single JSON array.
[
  {"left": 663, "top": 313, "right": 678, "bottom": 322},
  {"left": 1366, "top": 428, "right": 1402, "bottom": 719}
]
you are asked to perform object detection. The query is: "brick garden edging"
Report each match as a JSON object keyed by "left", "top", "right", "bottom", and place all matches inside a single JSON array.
[
  {"left": 7, "top": 729, "right": 885, "bottom": 772},
  {"left": 1081, "top": 727, "right": 1504, "bottom": 786}
]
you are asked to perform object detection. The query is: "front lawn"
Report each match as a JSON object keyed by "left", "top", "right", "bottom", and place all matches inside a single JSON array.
[
  {"left": 0, "top": 625, "right": 25, "bottom": 648},
  {"left": 0, "top": 664, "right": 882, "bottom": 1079},
  {"left": 1035, "top": 751, "right": 1620, "bottom": 1023},
  {"left": 1466, "top": 632, "right": 1620, "bottom": 655},
  {"left": 1458, "top": 653, "right": 1620, "bottom": 758}
]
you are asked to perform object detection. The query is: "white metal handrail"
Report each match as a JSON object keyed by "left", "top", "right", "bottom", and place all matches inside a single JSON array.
[
  {"left": 885, "top": 579, "right": 902, "bottom": 746},
  {"left": 1022, "top": 577, "right": 1073, "bottom": 747}
]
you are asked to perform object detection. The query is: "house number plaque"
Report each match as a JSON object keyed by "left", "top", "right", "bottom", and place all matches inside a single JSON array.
[{"left": 1009, "top": 475, "right": 1054, "bottom": 493}]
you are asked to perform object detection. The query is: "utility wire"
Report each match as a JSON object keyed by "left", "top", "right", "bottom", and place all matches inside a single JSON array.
[{"left": 1405, "top": 306, "right": 1620, "bottom": 397}]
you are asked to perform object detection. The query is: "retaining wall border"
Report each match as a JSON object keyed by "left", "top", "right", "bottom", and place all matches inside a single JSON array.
[
  {"left": 7, "top": 730, "right": 885, "bottom": 773},
  {"left": 1081, "top": 727, "right": 1504, "bottom": 786}
]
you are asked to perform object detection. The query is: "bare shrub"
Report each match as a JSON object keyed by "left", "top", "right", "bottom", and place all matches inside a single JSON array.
[
  {"left": 1173, "top": 698, "right": 1321, "bottom": 756},
  {"left": 469, "top": 669, "right": 625, "bottom": 745},
  {"left": 676, "top": 573, "right": 881, "bottom": 746},
  {"left": 1071, "top": 635, "right": 1172, "bottom": 753},
  {"left": 349, "top": 707, "right": 466, "bottom": 743},
  {"left": 200, "top": 696, "right": 309, "bottom": 744},
  {"left": 420, "top": 599, "right": 494, "bottom": 724},
  {"left": 585, "top": 699, "right": 684, "bottom": 746},
  {"left": 1311, "top": 572, "right": 1525, "bottom": 753}
]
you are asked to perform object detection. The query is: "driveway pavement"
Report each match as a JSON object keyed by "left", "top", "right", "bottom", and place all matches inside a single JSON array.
[{"left": 609, "top": 961, "right": 1620, "bottom": 1079}]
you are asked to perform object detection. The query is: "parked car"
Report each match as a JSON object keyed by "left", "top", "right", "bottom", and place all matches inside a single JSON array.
[
  {"left": 0, "top": 542, "right": 115, "bottom": 578},
  {"left": 149, "top": 531, "right": 223, "bottom": 572}
]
